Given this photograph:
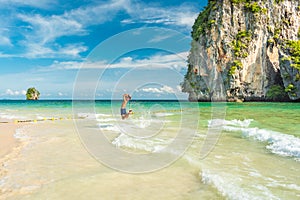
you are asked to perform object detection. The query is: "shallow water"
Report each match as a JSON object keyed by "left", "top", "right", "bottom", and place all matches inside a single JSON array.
[{"left": 0, "top": 100, "right": 299, "bottom": 199}]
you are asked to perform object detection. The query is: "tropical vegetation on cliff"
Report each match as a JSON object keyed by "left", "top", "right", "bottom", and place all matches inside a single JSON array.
[
  {"left": 182, "top": 0, "right": 300, "bottom": 102},
  {"left": 26, "top": 87, "right": 40, "bottom": 100}
]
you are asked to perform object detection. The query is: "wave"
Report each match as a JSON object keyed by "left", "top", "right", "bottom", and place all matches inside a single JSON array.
[
  {"left": 0, "top": 112, "right": 27, "bottom": 120},
  {"left": 96, "top": 113, "right": 111, "bottom": 117},
  {"left": 208, "top": 119, "right": 253, "bottom": 128},
  {"left": 154, "top": 113, "right": 174, "bottom": 117},
  {"left": 201, "top": 169, "right": 280, "bottom": 200},
  {"left": 96, "top": 118, "right": 116, "bottom": 122},
  {"left": 210, "top": 119, "right": 300, "bottom": 162},
  {"left": 129, "top": 117, "right": 154, "bottom": 129},
  {"left": 77, "top": 113, "right": 111, "bottom": 119},
  {"left": 126, "top": 116, "right": 169, "bottom": 129},
  {"left": 241, "top": 128, "right": 300, "bottom": 159},
  {"left": 112, "top": 133, "right": 169, "bottom": 152},
  {"left": 98, "top": 124, "right": 120, "bottom": 132}
]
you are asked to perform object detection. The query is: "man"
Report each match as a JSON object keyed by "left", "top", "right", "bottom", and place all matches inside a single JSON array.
[{"left": 121, "top": 94, "right": 133, "bottom": 119}]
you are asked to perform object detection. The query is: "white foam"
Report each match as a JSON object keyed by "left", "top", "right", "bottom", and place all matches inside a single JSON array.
[
  {"left": 96, "top": 114, "right": 111, "bottom": 117},
  {"left": 130, "top": 117, "right": 153, "bottom": 128},
  {"left": 183, "top": 154, "right": 202, "bottom": 168},
  {"left": 267, "top": 182, "right": 300, "bottom": 191},
  {"left": 210, "top": 119, "right": 300, "bottom": 162},
  {"left": 112, "top": 133, "right": 168, "bottom": 152},
  {"left": 295, "top": 158, "right": 300, "bottom": 162},
  {"left": 154, "top": 113, "right": 174, "bottom": 117},
  {"left": 78, "top": 113, "right": 111, "bottom": 119},
  {"left": 14, "top": 128, "right": 29, "bottom": 140},
  {"left": 201, "top": 169, "right": 279, "bottom": 200},
  {"left": 77, "top": 113, "right": 95, "bottom": 119},
  {"left": 208, "top": 119, "right": 253, "bottom": 128},
  {"left": 98, "top": 124, "right": 120, "bottom": 132},
  {"left": 249, "top": 171, "right": 262, "bottom": 178},
  {"left": 0, "top": 113, "right": 26, "bottom": 120},
  {"left": 96, "top": 118, "right": 116, "bottom": 122},
  {"left": 36, "top": 115, "right": 46, "bottom": 120},
  {"left": 242, "top": 128, "right": 300, "bottom": 160}
]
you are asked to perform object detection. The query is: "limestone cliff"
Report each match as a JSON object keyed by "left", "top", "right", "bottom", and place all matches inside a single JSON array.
[
  {"left": 26, "top": 87, "right": 40, "bottom": 100},
  {"left": 182, "top": 0, "right": 300, "bottom": 101}
]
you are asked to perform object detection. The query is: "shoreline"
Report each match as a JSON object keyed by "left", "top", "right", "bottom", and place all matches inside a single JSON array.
[
  {"left": 0, "top": 123, "right": 20, "bottom": 158},
  {"left": 0, "top": 123, "right": 23, "bottom": 197}
]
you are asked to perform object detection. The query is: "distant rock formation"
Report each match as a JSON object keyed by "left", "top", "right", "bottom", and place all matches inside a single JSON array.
[
  {"left": 26, "top": 87, "right": 40, "bottom": 100},
  {"left": 182, "top": 0, "right": 300, "bottom": 101}
]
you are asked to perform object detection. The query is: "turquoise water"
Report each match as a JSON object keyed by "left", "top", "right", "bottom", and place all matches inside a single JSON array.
[
  {"left": 2, "top": 100, "right": 298, "bottom": 136},
  {"left": 0, "top": 100, "right": 299, "bottom": 199}
]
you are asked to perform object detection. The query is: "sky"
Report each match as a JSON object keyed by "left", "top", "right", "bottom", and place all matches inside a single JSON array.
[{"left": 0, "top": 0, "right": 208, "bottom": 99}]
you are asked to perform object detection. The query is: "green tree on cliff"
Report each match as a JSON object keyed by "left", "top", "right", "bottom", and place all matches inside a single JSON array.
[{"left": 26, "top": 87, "right": 40, "bottom": 100}]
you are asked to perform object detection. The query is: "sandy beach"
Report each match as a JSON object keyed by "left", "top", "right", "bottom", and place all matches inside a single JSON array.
[
  {"left": 0, "top": 101, "right": 299, "bottom": 199},
  {"left": 0, "top": 119, "right": 214, "bottom": 200},
  {"left": 0, "top": 123, "right": 22, "bottom": 196},
  {"left": 0, "top": 123, "right": 20, "bottom": 158}
]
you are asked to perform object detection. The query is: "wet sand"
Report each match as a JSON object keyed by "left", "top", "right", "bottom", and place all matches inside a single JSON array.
[
  {"left": 0, "top": 124, "right": 20, "bottom": 158},
  {"left": 1, "top": 100, "right": 299, "bottom": 199},
  {"left": 0, "top": 120, "right": 220, "bottom": 200},
  {"left": 0, "top": 123, "right": 22, "bottom": 197}
]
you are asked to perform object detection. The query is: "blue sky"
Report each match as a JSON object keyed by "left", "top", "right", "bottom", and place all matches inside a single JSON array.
[{"left": 0, "top": 0, "right": 207, "bottom": 99}]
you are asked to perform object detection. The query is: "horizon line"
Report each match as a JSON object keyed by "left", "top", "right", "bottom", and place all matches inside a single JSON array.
[{"left": 0, "top": 98, "right": 189, "bottom": 101}]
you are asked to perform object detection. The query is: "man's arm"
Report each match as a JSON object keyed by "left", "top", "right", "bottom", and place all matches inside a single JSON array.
[
  {"left": 121, "top": 94, "right": 128, "bottom": 108},
  {"left": 121, "top": 94, "right": 132, "bottom": 119}
]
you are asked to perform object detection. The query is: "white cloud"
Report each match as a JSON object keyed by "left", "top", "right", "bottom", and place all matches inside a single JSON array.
[
  {"left": 44, "top": 51, "right": 188, "bottom": 71},
  {"left": 57, "top": 44, "right": 87, "bottom": 58},
  {"left": 161, "top": 85, "right": 175, "bottom": 93},
  {"left": 0, "top": 17, "right": 13, "bottom": 47},
  {"left": 57, "top": 92, "right": 69, "bottom": 97},
  {"left": 148, "top": 34, "right": 173, "bottom": 43},
  {"left": 176, "top": 12, "right": 198, "bottom": 28},
  {"left": 66, "top": 0, "right": 131, "bottom": 26},
  {"left": 0, "top": 0, "right": 198, "bottom": 58},
  {"left": 15, "top": 13, "right": 88, "bottom": 58},
  {"left": 0, "top": 55, "right": 188, "bottom": 100},
  {"left": 141, "top": 87, "right": 162, "bottom": 93},
  {"left": 121, "top": 2, "right": 198, "bottom": 28},
  {"left": 5, "top": 89, "right": 26, "bottom": 96},
  {"left": 15, "top": 0, "right": 129, "bottom": 45},
  {"left": 6, "top": 89, "right": 14, "bottom": 95},
  {"left": 140, "top": 85, "right": 175, "bottom": 94},
  {"left": 22, "top": 42, "right": 88, "bottom": 58},
  {"left": 5, "top": 0, "right": 128, "bottom": 58},
  {"left": 18, "top": 13, "right": 86, "bottom": 45},
  {"left": 0, "top": 35, "right": 12, "bottom": 46},
  {"left": 0, "top": 0, "right": 57, "bottom": 9},
  {"left": 176, "top": 85, "right": 182, "bottom": 92},
  {"left": 0, "top": 52, "right": 12, "bottom": 58},
  {"left": 121, "top": 57, "right": 133, "bottom": 62}
]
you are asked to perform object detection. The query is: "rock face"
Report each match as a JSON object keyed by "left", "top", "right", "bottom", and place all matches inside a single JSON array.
[
  {"left": 182, "top": 0, "right": 300, "bottom": 101},
  {"left": 26, "top": 87, "right": 40, "bottom": 100}
]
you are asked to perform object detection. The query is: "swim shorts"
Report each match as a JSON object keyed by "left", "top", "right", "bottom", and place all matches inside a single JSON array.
[{"left": 120, "top": 108, "right": 126, "bottom": 115}]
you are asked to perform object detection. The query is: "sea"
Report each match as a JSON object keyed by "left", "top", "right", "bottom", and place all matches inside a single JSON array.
[{"left": 0, "top": 100, "right": 299, "bottom": 200}]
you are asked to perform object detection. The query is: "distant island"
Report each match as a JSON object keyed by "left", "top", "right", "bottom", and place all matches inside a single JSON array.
[{"left": 26, "top": 87, "right": 40, "bottom": 100}]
